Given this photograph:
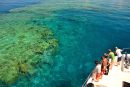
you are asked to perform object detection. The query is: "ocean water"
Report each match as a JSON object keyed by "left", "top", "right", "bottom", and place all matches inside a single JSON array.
[
  {"left": 0, "top": 0, "right": 40, "bottom": 13},
  {"left": 0, "top": 0, "right": 130, "bottom": 87}
]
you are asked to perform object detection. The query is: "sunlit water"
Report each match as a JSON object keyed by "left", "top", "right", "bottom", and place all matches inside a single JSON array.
[{"left": 0, "top": 0, "right": 130, "bottom": 87}]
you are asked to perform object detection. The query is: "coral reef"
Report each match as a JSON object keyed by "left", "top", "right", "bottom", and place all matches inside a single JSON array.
[{"left": 0, "top": 13, "right": 58, "bottom": 84}]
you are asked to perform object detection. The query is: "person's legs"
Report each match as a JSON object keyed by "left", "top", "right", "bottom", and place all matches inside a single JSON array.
[
  {"left": 110, "top": 61, "right": 113, "bottom": 69},
  {"left": 96, "top": 73, "right": 101, "bottom": 81},
  {"left": 117, "top": 57, "right": 121, "bottom": 65}
]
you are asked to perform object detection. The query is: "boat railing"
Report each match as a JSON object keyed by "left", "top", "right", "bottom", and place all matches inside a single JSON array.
[
  {"left": 82, "top": 67, "right": 95, "bottom": 87},
  {"left": 121, "top": 48, "right": 130, "bottom": 71},
  {"left": 122, "top": 48, "right": 130, "bottom": 51}
]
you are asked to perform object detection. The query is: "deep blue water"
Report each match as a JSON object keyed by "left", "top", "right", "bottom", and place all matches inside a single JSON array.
[
  {"left": 0, "top": 0, "right": 130, "bottom": 87},
  {"left": 0, "top": 0, "right": 40, "bottom": 13}
]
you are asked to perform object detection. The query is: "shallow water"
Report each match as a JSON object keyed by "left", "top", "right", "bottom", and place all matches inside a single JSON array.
[{"left": 0, "top": 0, "right": 130, "bottom": 87}]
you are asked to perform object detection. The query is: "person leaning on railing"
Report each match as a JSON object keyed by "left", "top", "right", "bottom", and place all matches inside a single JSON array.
[
  {"left": 108, "top": 49, "right": 115, "bottom": 69},
  {"left": 101, "top": 56, "right": 109, "bottom": 75},
  {"left": 92, "top": 60, "right": 102, "bottom": 82},
  {"left": 115, "top": 47, "right": 123, "bottom": 66}
]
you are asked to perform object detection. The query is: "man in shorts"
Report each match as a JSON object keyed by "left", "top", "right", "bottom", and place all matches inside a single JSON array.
[{"left": 115, "top": 47, "right": 122, "bottom": 66}]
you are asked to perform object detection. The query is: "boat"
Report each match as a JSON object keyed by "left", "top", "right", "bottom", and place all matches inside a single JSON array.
[{"left": 82, "top": 48, "right": 130, "bottom": 87}]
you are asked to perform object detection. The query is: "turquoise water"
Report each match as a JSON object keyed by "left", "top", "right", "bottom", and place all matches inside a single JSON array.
[{"left": 0, "top": 0, "right": 130, "bottom": 87}]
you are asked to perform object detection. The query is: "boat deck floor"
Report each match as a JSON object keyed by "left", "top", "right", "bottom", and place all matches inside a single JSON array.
[{"left": 93, "top": 65, "right": 130, "bottom": 87}]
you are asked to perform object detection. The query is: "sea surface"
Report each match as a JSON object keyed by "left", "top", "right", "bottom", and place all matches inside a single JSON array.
[{"left": 0, "top": 0, "right": 130, "bottom": 87}]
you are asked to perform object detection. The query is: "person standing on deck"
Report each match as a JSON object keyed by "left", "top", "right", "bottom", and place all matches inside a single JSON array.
[
  {"left": 92, "top": 60, "right": 101, "bottom": 82},
  {"left": 115, "top": 47, "right": 122, "bottom": 66},
  {"left": 101, "top": 56, "right": 108, "bottom": 75},
  {"left": 108, "top": 49, "right": 115, "bottom": 69}
]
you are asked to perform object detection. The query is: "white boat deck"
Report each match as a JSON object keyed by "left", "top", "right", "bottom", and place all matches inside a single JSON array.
[
  {"left": 93, "top": 65, "right": 130, "bottom": 87},
  {"left": 83, "top": 54, "right": 130, "bottom": 87}
]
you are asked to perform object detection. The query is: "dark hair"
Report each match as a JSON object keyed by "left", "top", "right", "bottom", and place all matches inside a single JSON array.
[
  {"left": 86, "top": 83, "right": 94, "bottom": 87},
  {"left": 104, "top": 53, "right": 108, "bottom": 58},
  {"left": 101, "top": 56, "right": 104, "bottom": 60},
  {"left": 108, "top": 49, "right": 112, "bottom": 52},
  {"left": 94, "top": 60, "right": 99, "bottom": 65}
]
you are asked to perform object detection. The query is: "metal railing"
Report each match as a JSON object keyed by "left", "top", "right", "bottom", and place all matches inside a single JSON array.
[
  {"left": 121, "top": 48, "right": 130, "bottom": 71},
  {"left": 82, "top": 67, "right": 95, "bottom": 87},
  {"left": 122, "top": 48, "right": 130, "bottom": 51}
]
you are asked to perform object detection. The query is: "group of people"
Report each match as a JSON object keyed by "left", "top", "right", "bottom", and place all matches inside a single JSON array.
[{"left": 92, "top": 47, "right": 122, "bottom": 82}]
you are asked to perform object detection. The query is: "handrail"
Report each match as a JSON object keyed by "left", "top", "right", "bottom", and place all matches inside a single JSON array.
[
  {"left": 82, "top": 67, "right": 96, "bottom": 87},
  {"left": 122, "top": 48, "right": 130, "bottom": 51}
]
